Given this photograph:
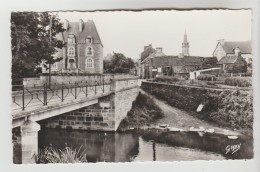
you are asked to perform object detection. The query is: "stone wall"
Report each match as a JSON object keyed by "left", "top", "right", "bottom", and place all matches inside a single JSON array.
[
  {"left": 23, "top": 74, "right": 137, "bottom": 87},
  {"left": 40, "top": 95, "right": 116, "bottom": 131},
  {"left": 113, "top": 87, "right": 139, "bottom": 129}
]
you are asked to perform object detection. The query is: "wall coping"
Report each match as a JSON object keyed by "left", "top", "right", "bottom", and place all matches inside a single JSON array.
[
  {"left": 111, "top": 77, "right": 139, "bottom": 81},
  {"left": 142, "top": 81, "right": 252, "bottom": 91}
]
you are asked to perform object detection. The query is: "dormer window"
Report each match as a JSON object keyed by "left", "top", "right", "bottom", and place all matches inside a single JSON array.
[
  {"left": 86, "top": 46, "right": 93, "bottom": 56},
  {"left": 86, "top": 37, "right": 92, "bottom": 44},
  {"left": 68, "top": 47, "right": 75, "bottom": 56},
  {"left": 68, "top": 34, "right": 75, "bottom": 44}
]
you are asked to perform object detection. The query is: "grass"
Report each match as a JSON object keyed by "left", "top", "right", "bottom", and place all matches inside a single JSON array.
[{"left": 34, "top": 145, "right": 87, "bottom": 163}]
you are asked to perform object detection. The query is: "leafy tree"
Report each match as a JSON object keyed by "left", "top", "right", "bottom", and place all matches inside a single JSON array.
[
  {"left": 104, "top": 52, "right": 135, "bottom": 73},
  {"left": 11, "top": 12, "right": 65, "bottom": 79}
]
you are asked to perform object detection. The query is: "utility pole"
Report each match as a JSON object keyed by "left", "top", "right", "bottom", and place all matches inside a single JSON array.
[{"left": 49, "top": 15, "right": 52, "bottom": 89}]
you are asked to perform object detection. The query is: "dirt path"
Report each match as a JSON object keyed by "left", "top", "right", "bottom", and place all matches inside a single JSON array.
[{"left": 141, "top": 90, "right": 240, "bottom": 135}]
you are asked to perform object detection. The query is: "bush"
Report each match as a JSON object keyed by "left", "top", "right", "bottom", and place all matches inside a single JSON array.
[
  {"left": 197, "top": 74, "right": 217, "bottom": 81},
  {"left": 224, "top": 77, "right": 252, "bottom": 87},
  {"left": 153, "top": 76, "right": 180, "bottom": 83}
]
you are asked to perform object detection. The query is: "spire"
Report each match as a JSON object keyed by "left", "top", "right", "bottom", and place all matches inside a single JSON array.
[
  {"left": 183, "top": 29, "right": 188, "bottom": 43},
  {"left": 182, "top": 29, "right": 189, "bottom": 56}
]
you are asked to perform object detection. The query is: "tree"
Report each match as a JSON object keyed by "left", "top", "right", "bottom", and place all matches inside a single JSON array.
[
  {"left": 104, "top": 53, "right": 135, "bottom": 73},
  {"left": 11, "top": 12, "right": 65, "bottom": 79}
]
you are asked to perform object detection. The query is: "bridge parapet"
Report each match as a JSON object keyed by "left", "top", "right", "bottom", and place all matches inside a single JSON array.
[
  {"left": 110, "top": 77, "right": 139, "bottom": 92},
  {"left": 23, "top": 74, "right": 136, "bottom": 88}
]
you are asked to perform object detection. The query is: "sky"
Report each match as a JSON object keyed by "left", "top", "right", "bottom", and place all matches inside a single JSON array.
[{"left": 56, "top": 10, "right": 251, "bottom": 60}]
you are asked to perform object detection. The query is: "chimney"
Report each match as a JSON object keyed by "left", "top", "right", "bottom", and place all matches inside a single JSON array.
[
  {"left": 144, "top": 44, "right": 152, "bottom": 50},
  {"left": 218, "top": 39, "right": 225, "bottom": 46},
  {"left": 64, "top": 19, "right": 69, "bottom": 30},
  {"left": 156, "top": 47, "right": 162, "bottom": 53},
  {"left": 79, "top": 19, "right": 84, "bottom": 32}
]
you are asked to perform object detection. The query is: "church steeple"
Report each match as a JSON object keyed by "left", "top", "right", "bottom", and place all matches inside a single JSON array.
[{"left": 182, "top": 30, "right": 190, "bottom": 56}]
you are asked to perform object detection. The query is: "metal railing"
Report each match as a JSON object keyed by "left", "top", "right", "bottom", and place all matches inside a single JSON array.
[{"left": 12, "top": 79, "right": 111, "bottom": 111}]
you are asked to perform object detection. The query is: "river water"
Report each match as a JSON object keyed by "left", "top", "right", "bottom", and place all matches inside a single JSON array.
[{"left": 38, "top": 128, "right": 253, "bottom": 162}]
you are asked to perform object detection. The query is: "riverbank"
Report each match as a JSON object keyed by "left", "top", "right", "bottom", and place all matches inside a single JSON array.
[
  {"left": 141, "top": 90, "right": 252, "bottom": 136},
  {"left": 141, "top": 81, "right": 253, "bottom": 131},
  {"left": 116, "top": 88, "right": 253, "bottom": 159},
  {"left": 117, "top": 92, "right": 164, "bottom": 131}
]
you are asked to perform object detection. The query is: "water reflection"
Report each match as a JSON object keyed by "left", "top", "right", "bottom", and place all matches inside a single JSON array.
[
  {"left": 38, "top": 129, "right": 238, "bottom": 162},
  {"left": 134, "top": 137, "right": 225, "bottom": 161},
  {"left": 39, "top": 129, "right": 139, "bottom": 162},
  {"left": 141, "top": 130, "right": 253, "bottom": 160}
]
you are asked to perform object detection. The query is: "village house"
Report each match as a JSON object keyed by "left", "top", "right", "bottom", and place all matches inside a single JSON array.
[
  {"left": 140, "top": 45, "right": 166, "bottom": 79},
  {"left": 151, "top": 56, "right": 217, "bottom": 78},
  {"left": 43, "top": 19, "right": 103, "bottom": 74},
  {"left": 139, "top": 31, "right": 218, "bottom": 79},
  {"left": 212, "top": 39, "right": 252, "bottom": 64},
  {"left": 217, "top": 49, "right": 247, "bottom": 73}
]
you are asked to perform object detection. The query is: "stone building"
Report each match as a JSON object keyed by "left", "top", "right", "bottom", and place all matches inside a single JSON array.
[
  {"left": 140, "top": 45, "right": 166, "bottom": 79},
  {"left": 212, "top": 39, "right": 252, "bottom": 64},
  {"left": 151, "top": 56, "right": 217, "bottom": 78},
  {"left": 217, "top": 50, "right": 247, "bottom": 73},
  {"left": 43, "top": 19, "right": 103, "bottom": 74},
  {"left": 138, "top": 31, "right": 218, "bottom": 79},
  {"left": 180, "top": 30, "right": 190, "bottom": 57}
]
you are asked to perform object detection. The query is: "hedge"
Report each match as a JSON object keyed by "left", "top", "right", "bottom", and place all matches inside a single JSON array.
[
  {"left": 141, "top": 82, "right": 253, "bottom": 129},
  {"left": 224, "top": 77, "right": 252, "bottom": 87},
  {"left": 197, "top": 74, "right": 217, "bottom": 81}
]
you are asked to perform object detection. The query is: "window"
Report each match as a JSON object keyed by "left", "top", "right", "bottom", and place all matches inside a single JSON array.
[
  {"left": 85, "top": 58, "right": 93, "bottom": 68},
  {"left": 68, "top": 47, "right": 75, "bottom": 56},
  {"left": 86, "top": 37, "right": 92, "bottom": 44},
  {"left": 86, "top": 47, "right": 93, "bottom": 56},
  {"left": 68, "top": 34, "right": 75, "bottom": 44}
]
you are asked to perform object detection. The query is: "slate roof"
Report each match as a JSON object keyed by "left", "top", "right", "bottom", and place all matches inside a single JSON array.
[
  {"left": 56, "top": 20, "right": 103, "bottom": 46},
  {"left": 151, "top": 56, "right": 179, "bottom": 67},
  {"left": 180, "top": 56, "right": 205, "bottom": 66},
  {"left": 217, "top": 56, "right": 238, "bottom": 64},
  {"left": 151, "top": 56, "right": 217, "bottom": 67},
  {"left": 222, "top": 41, "right": 251, "bottom": 54},
  {"left": 140, "top": 46, "right": 156, "bottom": 62}
]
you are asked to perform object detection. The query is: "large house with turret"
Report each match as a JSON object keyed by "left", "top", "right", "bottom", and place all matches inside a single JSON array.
[{"left": 43, "top": 19, "right": 103, "bottom": 74}]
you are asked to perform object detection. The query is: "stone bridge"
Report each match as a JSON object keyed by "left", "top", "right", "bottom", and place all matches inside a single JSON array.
[{"left": 12, "top": 76, "right": 139, "bottom": 164}]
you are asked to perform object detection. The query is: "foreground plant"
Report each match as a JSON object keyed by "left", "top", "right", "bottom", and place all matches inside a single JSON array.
[{"left": 34, "top": 145, "right": 87, "bottom": 163}]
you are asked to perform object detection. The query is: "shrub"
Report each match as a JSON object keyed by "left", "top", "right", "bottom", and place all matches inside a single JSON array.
[
  {"left": 153, "top": 76, "right": 180, "bottom": 83},
  {"left": 197, "top": 74, "right": 217, "bottom": 81},
  {"left": 34, "top": 145, "right": 87, "bottom": 163},
  {"left": 224, "top": 77, "right": 252, "bottom": 87}
]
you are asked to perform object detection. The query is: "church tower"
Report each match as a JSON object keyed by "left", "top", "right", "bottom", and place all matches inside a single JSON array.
[{"left": 182, "top": 30, "right": 190, "bottom": 56}]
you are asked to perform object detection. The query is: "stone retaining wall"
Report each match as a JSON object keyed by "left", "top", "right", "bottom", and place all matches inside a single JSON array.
[{"left": 23, "top": 74, "right": 138, "bottom": 88}]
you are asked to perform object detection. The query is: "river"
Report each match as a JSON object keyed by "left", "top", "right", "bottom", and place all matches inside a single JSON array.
[{"left": 38, "top": 128, "right": 252, "bottom": 163}]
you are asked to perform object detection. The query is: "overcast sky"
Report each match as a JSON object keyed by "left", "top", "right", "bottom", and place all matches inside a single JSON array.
[{"left": 57, "top": 10, "right": 251, "bottom": 60}]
